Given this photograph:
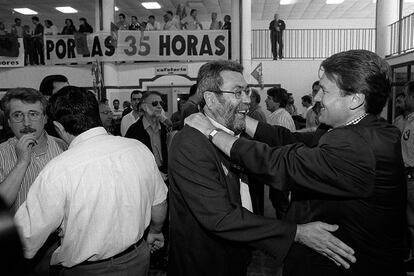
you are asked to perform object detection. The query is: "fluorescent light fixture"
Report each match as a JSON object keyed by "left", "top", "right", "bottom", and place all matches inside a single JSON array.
[
  {"left": 326, "top": 0, "right": 344, "bottom": 4},
  {"left": 115, "top": 6, "right": 119, "bottom": 11},
  {"left": 372, "top": 0, "right": 376, "bottom": 3},
  {"left": 280, "top": 0, "right": 295, "bottom": 4},
  {"left": 55, "top": 6, "right": 78, "bottom": 13},
  {"left": 13, "top": 8, "right": 38, "bottom": 15},
  {"left": 405, "top": 0, "right": 414, "bottom": 3},
  {"left": 141, "top": 2, "right": 161, "bottom": 9}
]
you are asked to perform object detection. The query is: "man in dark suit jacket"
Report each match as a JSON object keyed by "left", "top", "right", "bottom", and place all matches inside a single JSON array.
[
  {"left": 269, "top": 13, "right": 285, "bottom": 60},
  {"left": 186, "top": 50, "right": 406, "bottom": 276},
  {"left": 125, "top": 91, "right": 168, "bottom": 175},
  {"left": 169, "top": 60, "right": 355, "bottom": 276}
]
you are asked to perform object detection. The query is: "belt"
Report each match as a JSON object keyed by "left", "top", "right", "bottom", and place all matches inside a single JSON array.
[{"left": 80, "top": 237, "right": 144, "bottom": 265}]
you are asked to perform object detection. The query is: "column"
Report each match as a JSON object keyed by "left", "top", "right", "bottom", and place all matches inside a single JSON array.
[
  {"left": 240, "top": 0, "right": 252, "bottom": 83},
  {"left": 231, "top": 0, "right": 240, "bottom": 62},
  {"left": 96, "top": 0, "right": 118, "bottom": 99},
  {"left": 375, "top": 0, "right": 400, "bottom": 57}
]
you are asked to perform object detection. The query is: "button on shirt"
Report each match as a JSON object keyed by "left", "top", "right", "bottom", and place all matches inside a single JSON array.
[
  {"left": 143, "top": 116, "right": 163, "bottom": 168},
  {"left": 402, "top": 113, "right": 414, "bottom": 167},
  {"left": 0, "top": 134, "right": 65, "bottom": 214},
  {"left": 15, "top": 127, "right": 168, "bottom": 267}
]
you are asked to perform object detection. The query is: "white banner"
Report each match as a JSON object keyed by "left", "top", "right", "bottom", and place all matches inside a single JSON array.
[
  {"left": 45, "top": 30, "right": 228, "bottom": 65},
  {"left": 0, "top": 38, "right": 24, "bottom": 67}
]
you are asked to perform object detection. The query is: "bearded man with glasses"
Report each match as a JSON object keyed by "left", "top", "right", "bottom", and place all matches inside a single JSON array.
[{"left": 0, "top": 88, "right": 66, "bottom": 274}]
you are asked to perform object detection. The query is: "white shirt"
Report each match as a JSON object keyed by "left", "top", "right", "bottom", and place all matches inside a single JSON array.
[
  {"left": 207, "top": 116, "right": 253, "bottom": 212},
  {"left": 145, "top": 21, "right": 162, "bottom": 31},
  {"left": 267, "top": 108, "right": 296, "bottom": 132},
  {"left": 15, "top": 127, "right": 168, "bottom": 267},
  {"left": 44, "top": 25, "right": 58, "bottom": 35},
  {"left": 120, "top": 111, "right": 140, "bottom": 136}
]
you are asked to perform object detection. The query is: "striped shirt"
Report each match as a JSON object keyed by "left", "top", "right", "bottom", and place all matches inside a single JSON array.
[
  {"left": 0, "top": 134, "right": 65, "bottom": 213},
  {"left": 267, "top": 108, "right": 296, "bottom": 132}
]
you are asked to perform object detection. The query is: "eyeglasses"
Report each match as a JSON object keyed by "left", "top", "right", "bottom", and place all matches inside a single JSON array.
[
  {"left": 210, "top": 87, "right": 251, "bottom": 99},
  {"left": 10, "top": 111, "right": 42, "bottom": 123},
  {"left": 100, "top": 110, "right": 113, "bottom": 115},
  {"left": 145, "top": 100, "right": 164, "bottom": 107}
]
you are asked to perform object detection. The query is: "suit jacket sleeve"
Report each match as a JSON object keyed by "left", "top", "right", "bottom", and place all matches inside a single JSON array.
[
  {"left": 231, "top": 127, "right": 376, "bottom": 198},
  {"left": 279, "top": 20, "right": 286, "bottom": 31},
  {"left": 254, "top": 122, "right": 316, "bottom": 147},
  {"left": 169, "top": 130, "right": 296, "bottom": 265}
]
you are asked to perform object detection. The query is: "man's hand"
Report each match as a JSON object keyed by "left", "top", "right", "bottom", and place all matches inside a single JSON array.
[
  {"left": 184, "top": 113, "right": 214, "bottom": 137},
  {"left": 146, "top": 232, "right": 164, "bottom": 254},
  {"left": 295, "top": 222, "right": 356, "bottom": 269},
  {"left": 15, "top": 134, "right": 36, "bottom": 165}
]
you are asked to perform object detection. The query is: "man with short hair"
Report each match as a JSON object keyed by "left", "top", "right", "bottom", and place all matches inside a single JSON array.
[
  {"left": 116, "top": 13, "right": 128, "bottom": 30},
  {"left": 31, "top": 16, "right": 44, "bottom": 65},
  {"left": 179, "top": 84, "right": 201, "bottom": 129},
  {"left": 120, "top": 90, "right": 143, "bottom": 136},
  {"left": 269, "top": 13, "right": 286, "bottom": 60},
  {"left": 209, "top": 12, "right": 222, "bottom": 30},
  {"left": 99, "top": 102, "right": 114, "bottom": 134},
  {"left": 129, "top": 16, "right": 141, "bottom": 30},
  {"left": 394, "top": 92, "right": 408, "bottom": 132},
  {"left": 11, "top": 18, "right": 23, "bottom": 37},
  {"left": 301, "top": 94, "right": 313, "bottom": 118},
  {"left": 0, "top": 88, "right": 65, "bottom": 213},
  {"left": 39, "top": 75, "right": 69, "bottom": 97},
  {"left": 146, "top": 15, "right": 161, "bottom": 31},
  {"left": 186, "top": 50, "right": 406, "bottom": 275},
  {"left": 181, "top": 9, "right": 203, "bottom": 30},
  {"left": 265, "top": 87, "right": 296, "bottom": 132},
  {"left": 169, "top": 60, "right": 355, "bottom": 276},
  {"left": 15, "top": 86, "right": 168, "bottom": 275},
  {"left": 163, "top": 11, "right": 179, "bottom": 30},
  {"left": 247, "top": 88, "right": 267, "bottom": 123}
]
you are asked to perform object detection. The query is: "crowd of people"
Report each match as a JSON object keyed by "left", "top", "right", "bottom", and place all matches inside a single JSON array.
[{"left": 0, "top": 49, "right": 411, "bottom": 276}]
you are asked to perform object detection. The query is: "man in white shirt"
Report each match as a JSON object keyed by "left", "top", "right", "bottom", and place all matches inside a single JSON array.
[
  {"left": 145, "top": 15, "right": 162, "bottom": 31},
  {"left": 181, "top": 9, "right": 203, "bottom": 30},
  {"left": 265, "top": 87, "right": 296, "bottom": 132},
  {"left": 120, "top": 90, "right": 143, "bottom": 136},
  {"left": 15, "top": 86, "right": 168, "bottom": 275},
  {"left": 44, "top": 20, "right": 58, "bottom": 35}
]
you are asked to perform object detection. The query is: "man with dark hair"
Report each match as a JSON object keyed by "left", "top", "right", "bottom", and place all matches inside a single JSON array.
[
  {"left": 15, "top": 86, "right": 168, "bottom": 275},
  {"left": 187, "top": 50, "right": 406, "bottom": 275},
  {"left": 146, "top": 15, "right": 161, "bottom": 31},
  {"left": 169, "top": 60, "right": 355, "bottom": 276},
  {"left": 120, "top": 90, "right": 143, "bottom": 136},
  {"left": 116, "top": 13, "right": 128, "bottom": 30},
  {"left": 301, "top": 94, "right": 313, "bottom": 121},
  {"left": 129, "top": 16, "right": 140, "bottom": 30},
  {"left": 31, "top": 16, "right": 44, "bottom": 65},
  {"left": 39, "top": 75, "right": 69, "bottom": 97},
  {"left": 394, "top": 92, "right": 408, "bottom": 132},
  {"left": 181, "top": 9, "right": 202, "bottom": 30},
  {"left": 247, "top": 88, "right": 266, "bottom": 123},
  {"left": 265, "top": 87, "right": 295, "bottom": 132},
  {"left": 269, "top": 13, "right": 286, "bottom": 60},
  {"left": 11, "top": 18, "right": 23, "bottom": 37}
]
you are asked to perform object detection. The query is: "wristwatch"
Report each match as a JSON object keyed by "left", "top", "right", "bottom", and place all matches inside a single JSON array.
[{"left": 208, "top": 129, "right": 221, "bottom": 141}]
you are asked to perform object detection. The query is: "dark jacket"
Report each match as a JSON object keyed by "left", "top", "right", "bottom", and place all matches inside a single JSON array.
[
  {"left": 168, "top": 125, "right": 296, "bottom": 276},
  {"left": 269, "top": 19, "right": 286, "bottom": 34},
  {"left": 125, "top": 117, "right": 168, "bottom": 174},
  {"left": 231, "top": 115, "right": 406, "bottom": 276}
]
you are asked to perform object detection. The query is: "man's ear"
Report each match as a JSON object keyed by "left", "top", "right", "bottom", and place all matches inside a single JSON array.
[
  {"left": 203, "top": 92, "right": 217, "bottom": 110},
  {"left": 349, "top": 93, "right": 366, "bottom": 110},
  {"left": 53, "top": 121, "right": 65, "bottom": 138}
]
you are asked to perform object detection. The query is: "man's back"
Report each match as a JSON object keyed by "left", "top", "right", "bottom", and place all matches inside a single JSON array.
[{"left": 16, "top": 127, "right": 167, "bottom": 267}]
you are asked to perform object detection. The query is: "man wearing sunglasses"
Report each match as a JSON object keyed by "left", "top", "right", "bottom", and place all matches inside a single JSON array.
[
  {"left": 168, "top": 60, "right": 355, "bottom": 276},
  {"left": 0, "top": 88, "right": 66, "bottom": 274}
]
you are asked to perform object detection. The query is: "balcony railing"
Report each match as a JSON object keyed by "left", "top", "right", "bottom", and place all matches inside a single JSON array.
[
  {"left": 390, "top": 12, "right": 414, "bottom": 56},
  {"left": 252, "top": 28, "right": 376, "bottom": 60}
]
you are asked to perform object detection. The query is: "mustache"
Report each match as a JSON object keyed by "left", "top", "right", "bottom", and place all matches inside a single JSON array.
[{"left": 20, "top": 127, "right": 37, "bottom": 134}]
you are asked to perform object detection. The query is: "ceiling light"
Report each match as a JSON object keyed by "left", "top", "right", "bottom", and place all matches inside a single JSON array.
[
  {"left": 13, "top": 8, "right": 38, "bottom": 15},
  {"left": 55, "top": 6, "right": 78, "bottom": 14},
  {"left": 280, "top": 0, "right": 295, "bottom": 4},
  {"left": 141, "top": 2, "right": 162, "bottom": 9},
  {"left": 372, "top": 0, "right": 376, "bottom": 3},
  {"left": 115, "top": 6, "right": 119, "bottom": 11},
  {"left": 326, "top": 0, "right": 344, "bottom": 4},
  {"left": 405, "top": 0, "right": 414, "bottom": 3}
]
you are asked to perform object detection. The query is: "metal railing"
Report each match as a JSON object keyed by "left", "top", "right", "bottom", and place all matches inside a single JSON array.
[
  {"left": 390, "top": 12, "right": 414, "bottom": 56},
  {"left": 252, "top": 28, "right": 376, "bottom": 59}
]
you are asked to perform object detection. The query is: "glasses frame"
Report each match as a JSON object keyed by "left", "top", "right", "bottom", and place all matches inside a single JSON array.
[
  {"left": 143, "top": 100, "right": 164, "bottom": 107},
  {"left": 210, "top": 87, "right": 251, "bottom": 99},
  {"left": 9, "top": 111, "right": 43, "bottom": 123}
]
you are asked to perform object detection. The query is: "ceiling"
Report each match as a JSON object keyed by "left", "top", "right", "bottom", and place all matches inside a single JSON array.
[{"left": 0, "top": 0, "right": 413, "bottom": 31}]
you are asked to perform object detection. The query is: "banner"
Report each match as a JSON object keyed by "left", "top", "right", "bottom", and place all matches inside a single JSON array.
[
  {"left": 45, "top": 30, "right": 228, "bottom": 65},
  {"left": 0, "top": 38, "right": 24, "bottom": 67},
  {"left": 251, "top": 62, "right": 263, "bottom": 88}
]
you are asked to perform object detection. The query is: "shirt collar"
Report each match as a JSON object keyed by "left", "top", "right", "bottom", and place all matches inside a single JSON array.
[
  {"left": 206, "top": 115, "right": 235, "bottom": 136},
  {"left": 345, "top": 113, "right": 368, "bottom": 126},
  {"left": 142, "top": 116, "right": 161, "bottom": 131},
  {"left": 69, "top": 127, "right": 108, "bottom": 149}
]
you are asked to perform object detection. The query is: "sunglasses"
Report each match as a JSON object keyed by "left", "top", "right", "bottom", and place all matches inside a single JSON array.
[{"left": 144, "top": 100, "right": 164, "bottom": 107}]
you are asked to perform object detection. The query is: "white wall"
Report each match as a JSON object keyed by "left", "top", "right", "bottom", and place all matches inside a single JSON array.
[{"left": 252, "top": 18, "right": 375, "bottom": 29}]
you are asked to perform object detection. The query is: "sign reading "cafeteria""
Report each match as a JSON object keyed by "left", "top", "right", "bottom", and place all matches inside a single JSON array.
[{"left": 45, "top": 30, "right": 228, "bottom": 65}]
